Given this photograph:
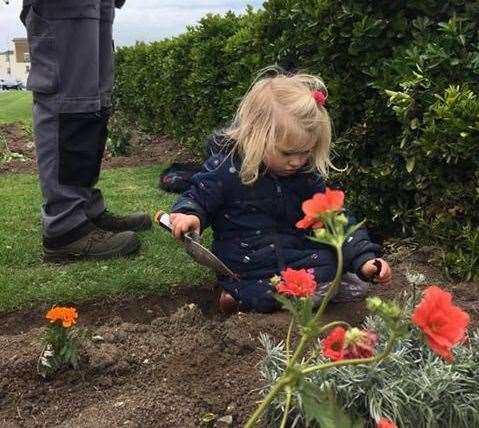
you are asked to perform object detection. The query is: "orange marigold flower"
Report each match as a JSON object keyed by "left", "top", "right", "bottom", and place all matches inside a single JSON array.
[
  {"left": 276, "top": 268, "right": 317, "bottom": 298},
  {"left": 411, "top": 286, "right": 470, "bottom": 362},
  {"left": 377, "top": 418, "right": 398, "bottom": 428},
  {"left": 46, "top": 306, "right": 78, "bottom": 328},
  {"left": 322, "top": 326, "right": 346, "bottom": 361}
]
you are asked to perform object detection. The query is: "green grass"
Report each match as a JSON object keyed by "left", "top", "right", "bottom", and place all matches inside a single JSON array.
[
  {"left": 0, "top": 165, "right": 212, "bottom": 313},
  {"left": 0, "top": 90, "right": 32, "bottom": 124}
]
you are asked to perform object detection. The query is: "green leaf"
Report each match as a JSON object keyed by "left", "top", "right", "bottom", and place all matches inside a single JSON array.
[
  {"left": 300, "top": 382, "right": 364, "bottom": 428},
  {"left": 63, "top": 345, "right": 72, "bottom": 363},
  {"left": 406, "top": 157, "right": 415, "bottom": 173},
  {"left": 345, "top": 219, "right": 366, "bottom": 240},
  {"left": 410, "top": 118, "right": 419, "bottom": 130},
  {"left": 275, "top": 295, "right": 299, "bottom": 319},
  {"left": 307, "top": 235, "right": 334, "bottom": 247}
]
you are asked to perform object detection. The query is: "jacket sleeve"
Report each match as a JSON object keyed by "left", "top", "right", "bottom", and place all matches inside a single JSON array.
[
  {"left": 171, "top": 154, "right": 225, "bottom": 231},
  {"left": 342, "top": 211, "right": 382, "bottom": 278}
]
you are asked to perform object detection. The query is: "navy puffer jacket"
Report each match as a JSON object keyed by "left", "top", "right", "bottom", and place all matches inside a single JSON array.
[{"left": 172, "top": 136, "right": 381, "bottom": 312}]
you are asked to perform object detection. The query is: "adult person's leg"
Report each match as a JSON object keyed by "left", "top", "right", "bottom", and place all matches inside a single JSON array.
[
  {"left": 21, "top": 0, "right": 147, "bottom": 261},
  {"left": 85, "top": 0, "right": 152, "bottom": 233}
]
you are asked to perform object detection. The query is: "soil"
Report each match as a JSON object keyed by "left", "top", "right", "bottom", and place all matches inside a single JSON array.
[
  {"left": 0, "top": 250, "right": 477, "bottom": 428},
  {"left": 0, "top": 123, "right": 37, "bottom": 175},
  {"left": 0, "top": 122, "right": 200, "bottom": 175},
  {"left": 1, "top": 122, "right": 478, "bottom": 427}
]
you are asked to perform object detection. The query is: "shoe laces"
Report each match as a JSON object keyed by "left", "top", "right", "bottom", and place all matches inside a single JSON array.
[
  {"left": 82, "top": 228, "right": 112, "bottom": 255},
  {"left": 89, "top": 228, "right": 111, "bottom": 242},
  {"left": 102, "top": 210, "right": 131, "bottom": 228}
]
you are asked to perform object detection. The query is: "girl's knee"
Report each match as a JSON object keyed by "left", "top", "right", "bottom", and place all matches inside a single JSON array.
[{"left": 313, "top": 273, "right": 369, "bottom": 305}]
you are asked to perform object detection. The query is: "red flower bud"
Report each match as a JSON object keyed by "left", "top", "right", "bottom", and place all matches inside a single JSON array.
[{"left": 344, "top": 328, "right": 378, "bottom": 359}]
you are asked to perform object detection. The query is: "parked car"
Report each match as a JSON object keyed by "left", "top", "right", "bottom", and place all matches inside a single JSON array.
[{"left": 0, "top": 78, "right": 23, "bottom": 90}]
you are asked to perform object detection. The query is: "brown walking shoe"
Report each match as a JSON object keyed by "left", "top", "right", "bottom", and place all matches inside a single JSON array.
[
  {"left": 92, "top": 209, "right": 152, "bottom": 232},
  {"left": 43, "top": 224, "right": 140, "bottom": 262},
  {"left": 218, "top": 290, "right": 239, "bottom": 316}
]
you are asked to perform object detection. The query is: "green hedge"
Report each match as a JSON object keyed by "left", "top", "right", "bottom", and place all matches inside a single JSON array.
[{"left": 114, "top": 1, "right": 479, "bottom": 280}]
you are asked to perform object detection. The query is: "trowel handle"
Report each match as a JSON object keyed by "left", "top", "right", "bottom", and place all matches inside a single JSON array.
[
  {"left": 154, "top": 210, "right": 201, "bottom": 243},
  {"left": 154, "top": 210, "right": 173, "bottom": 232}
]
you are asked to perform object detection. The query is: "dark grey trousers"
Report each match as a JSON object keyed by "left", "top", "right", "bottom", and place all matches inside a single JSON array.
[{"left": 22, "top": 0, "right": 116, "bottom": 241}]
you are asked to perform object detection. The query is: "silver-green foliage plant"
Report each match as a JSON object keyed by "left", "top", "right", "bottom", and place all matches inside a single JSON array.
[{"left": 259, "top": 318, "right": 479, "bottom": 427}]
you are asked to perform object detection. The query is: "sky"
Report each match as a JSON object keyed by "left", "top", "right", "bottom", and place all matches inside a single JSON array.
[{"left": 0, "top": 0, "right": 263, "bottom": 51}]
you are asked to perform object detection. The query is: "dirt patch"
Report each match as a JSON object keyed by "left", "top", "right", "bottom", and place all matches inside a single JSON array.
[
  {"left": 0, "top": 122, "right": 201, "bottom": 175},
  {"left": 1, "top": 125, "right": 477, "bottom": 426},
  {"left": 0, "top": 123, "right": 36, "bottom": 175},
  {"left": 0, "top": 252, "right": 477, "bottom": 427},
  {"left": 102, "top": 132, "right": 201, "bottom": 170}
]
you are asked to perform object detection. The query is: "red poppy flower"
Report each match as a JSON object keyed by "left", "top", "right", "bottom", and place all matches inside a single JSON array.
[
  {"left": 276, "top": 268, "right": 317, "bottom": 298},
  {"left": 303, "top": 188, "right": 344, "bottom": 215},
  {"left": 295, "top": 215, "right": 323, "bottom": 229},
  {"left": 412, "top": 286, "right": 470, "bottom": 362},
  {"left": 344, "top": 329, "right": 378, "bottom": 359},
  {"left": 377, "top": 418, "right": 398, "bottom": 428},
  {"left": 296, "top": 188, "right": 344, "bottom": 230},
  {"left": 322, "top": 327, "right": 346, "bottom": 361}
]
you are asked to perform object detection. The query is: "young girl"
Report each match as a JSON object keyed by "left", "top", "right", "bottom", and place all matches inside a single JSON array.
[{"left": 169, "top": 72, "right": 391, "bottom": 314}]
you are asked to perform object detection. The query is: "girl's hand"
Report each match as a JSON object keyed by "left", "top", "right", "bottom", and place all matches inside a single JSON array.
[
  {"left": 360, "top": 258, "right": 392, "bottom": 285},
  {"left": 169, "top": 213, "right": 201, "bottom": 240}
]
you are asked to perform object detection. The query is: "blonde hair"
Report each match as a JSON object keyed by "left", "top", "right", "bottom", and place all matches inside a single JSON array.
[{"left": 224, "top": 69, "right": 333, "bottom": 184}]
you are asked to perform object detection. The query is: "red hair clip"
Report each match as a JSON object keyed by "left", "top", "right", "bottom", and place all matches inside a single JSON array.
[{"left": 312, "top": 90, "right": 327, "bottom": 106}]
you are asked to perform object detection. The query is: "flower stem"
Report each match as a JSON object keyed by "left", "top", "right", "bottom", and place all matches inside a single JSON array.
[
  {"left": 279, "top": 387, "right": 293, "bottom": 428},
  {"left": 244, "top": 376, "right": 290, "bottom": 428},
  {"left": 302, "top": 356, "right": 377, "bottom": 375},
  {"left": 285, "top": 318, "right": 294, "bottom": 359},
  {"left": 313, "top": 244, "right": 343, "bottom": 324},
  {"left": 318, "top": 320, "right": 352, "bottom": 334},
  {"left": 246, "top": 233, "right": 346, "bottom": 427},
  {"left": 288, "top": 334, "right": 308, "bottom": 367},
  {"left": 284, "top": 245, "right": 344, "bottom": 369}
]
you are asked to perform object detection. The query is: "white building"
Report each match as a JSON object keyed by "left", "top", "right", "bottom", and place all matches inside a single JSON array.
[{"left": 0, "top": 38, "right": 30, "bottom": 85}]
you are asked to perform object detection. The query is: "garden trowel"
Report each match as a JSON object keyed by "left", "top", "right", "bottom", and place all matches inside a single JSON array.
[{"left": 154, "top": 210, "right": 238, "bottom": 280}]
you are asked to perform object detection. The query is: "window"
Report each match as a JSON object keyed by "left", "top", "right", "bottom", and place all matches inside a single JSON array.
[
  {"left": 24, "top": 52, "right": 30, "bottom": 62},
  {"left": 7, "top": 67, "right": 11, "bottom": 75},
  {"left": 26, "top": 65, "right": 30, "bottom": 73}
]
